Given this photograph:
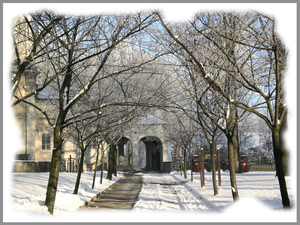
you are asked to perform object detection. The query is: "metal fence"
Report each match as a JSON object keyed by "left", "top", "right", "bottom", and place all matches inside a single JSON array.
[{"left": 248, "top": 164, "right": 276, "bottom": 171}]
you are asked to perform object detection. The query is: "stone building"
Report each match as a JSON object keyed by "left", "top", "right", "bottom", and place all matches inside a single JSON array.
[
  {"left": 13, "top": 71, "right": 173, "bottom": 173},
  {"left": 117, "top": 114, "right": 173, "bottom": 172}
]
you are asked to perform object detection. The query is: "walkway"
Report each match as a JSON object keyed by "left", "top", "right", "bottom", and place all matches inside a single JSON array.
[
  {"left": 81, "top": 173, "right": 143, "bottom": 210},
  {"left": 132, "top": 173, "right": 216, "bottom": 212}
]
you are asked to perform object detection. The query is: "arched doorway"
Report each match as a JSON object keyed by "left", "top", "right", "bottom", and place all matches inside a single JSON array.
[
  {"left": 152, "top": 150, "right": 160, "bottom": 170},
  {"left": 140, "top": 136, "right": 162, "bottom": 171},
  {"left": 117, "top": 137, "right": 132, "bottom": 166}
]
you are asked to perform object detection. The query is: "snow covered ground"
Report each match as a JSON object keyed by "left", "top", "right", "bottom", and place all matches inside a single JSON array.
[
  {"left": 5, "top": 170, "right": 297, "bottom": 222},
  {"left": 133, "top": 171, "right": 296, "bottom": 222},
  {"left": 6, "top": 171, "right": 123, "bottom": 221},
  {"left": 133, "top": 172, "right": 215, "bottom": 212}
]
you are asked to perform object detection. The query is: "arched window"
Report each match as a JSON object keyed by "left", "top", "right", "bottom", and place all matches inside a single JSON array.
[{"left": 42, "top": 133, "right": 51, "bottom": 150}]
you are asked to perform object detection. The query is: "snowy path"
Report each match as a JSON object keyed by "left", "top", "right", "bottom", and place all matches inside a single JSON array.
[
  {"left": 132, "top": 173, "right": 216, "bottom": 212},
  {"left": 6, "top": 171, "right": 296, "bottom": 222}
]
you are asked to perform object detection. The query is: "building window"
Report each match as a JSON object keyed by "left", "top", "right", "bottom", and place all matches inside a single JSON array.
[{"left": 42, "top": 134, "right": 51, "bottom": 150}]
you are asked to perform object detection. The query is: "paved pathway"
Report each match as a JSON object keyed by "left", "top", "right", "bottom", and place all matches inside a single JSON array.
[{"left": 81, "top": 173, "right": 143, "bottom": 211}]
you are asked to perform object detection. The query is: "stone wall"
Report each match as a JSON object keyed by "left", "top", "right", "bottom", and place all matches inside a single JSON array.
[
  {"left": 13, "top": 161, "right": 52, "bottom": 172},
  {"left": 123, "top": 122, "right": 172, "bottom": 171},
  {"left": 162, "top": 162, "right": 172, "bottom": 172}
]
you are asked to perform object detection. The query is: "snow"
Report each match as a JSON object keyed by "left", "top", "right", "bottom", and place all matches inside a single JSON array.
[
  {"left": 6, "top": 170, "right": 296, "bottom": 223},
  {"left": 133, "top": 172, "right": 214, "bottom": 212},
  {"left": 133, "top": 171, "right": 296, "bottom": 222},
  {"left": 7, "top": 171, "right": 122, "bottom": 221}
]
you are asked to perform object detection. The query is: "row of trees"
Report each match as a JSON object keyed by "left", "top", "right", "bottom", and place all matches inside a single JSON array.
[
  {"left": 12, "top": 11, "right": 171, "bottom": 214},
  {"left": 155, "top": 10, "right": 290, "bottom": 206},
  {"left": 11, "top": 9, "right": 291, "bottom": 214}
]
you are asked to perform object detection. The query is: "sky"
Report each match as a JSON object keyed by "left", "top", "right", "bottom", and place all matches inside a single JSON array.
[{"left": 3, "top": 3, "right": 297, "bottom": 220}]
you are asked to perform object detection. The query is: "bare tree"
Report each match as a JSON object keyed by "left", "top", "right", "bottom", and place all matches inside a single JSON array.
[
  {"left": 157, "top": 10, "right": 290, "bottom": 207},
  {"left": 13, "top": 11, "right": 160, "bottom": 214},
  {"left": 71, "top": 120, "right": 98, "bottom": 195},
  {"left": 12, "top": 11, "right": 64, "bottom": 106},
  {"left": 194, "top": 11, "right": 290, "bottom": 207},
  {"left": 156, "top": 13, "right": 241, "bottom": 201}
]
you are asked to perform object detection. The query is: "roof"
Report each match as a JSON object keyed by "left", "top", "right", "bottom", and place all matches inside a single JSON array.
[{"left": 135, "top": 114, "right": 167, "bottom": 125}]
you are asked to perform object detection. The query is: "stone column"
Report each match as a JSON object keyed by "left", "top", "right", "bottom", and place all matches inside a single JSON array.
[
  {"left": 162, "top": 140, "right": 168, "bottom": 162},
  {"left": 131, "top": 137, "right": 140, "bottom": 171},
  {"left": 167, "top": 140, "right": 173, "bottom": 161}
]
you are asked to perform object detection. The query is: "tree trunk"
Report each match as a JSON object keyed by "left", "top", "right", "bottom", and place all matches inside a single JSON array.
[
  {"left": 44, "top": 126, "right": 63, "bottom": 214},
  {"left": 107, "top": 146, "right": 113, "bottom": 180},
  {"left": 272, "top": 130, "right": 290, "bottom": 207},
  {"left": 183, "top": 148, "right": 187, "bottom": 179},
  {"left": 196, "top": 149, "right": 203, "bottom": 188},
  {"left": 73, "top": 149, "right": 85, "bottom": 194},
  {"left": 180, "top": 154, "right": 183, "bottom": 176},
  {"left": 113, "top": 145, "right": 117, "bottom": 177},
  {"left": 232, "top": 123, "right": 242, "bottom": 173},
  {"left": 279, "top": 109, "right": 289, "bottom": 176},
  {"left": 189, "top": 148, "right": 193, "bottom": 182},
  {"left": 227, "top": 134, "right": 239, "bottom": 201},
  {"left": 277, "top": 37, "right": 289, "bottom": 177},
  {"left": 107, "top": 143, "right": 117, "bottom": 180},
  {"left": 92, "top": 145, "right": 100, "bottom": 189},
  {"left": 210, "top": 143, "right": 218, "bottom": 195},
  {"left": 225, "top": 51, "right": 241, "bottom": 174},
  {"left": 100, "top": 150, "right": 105, "bottom": 184}
]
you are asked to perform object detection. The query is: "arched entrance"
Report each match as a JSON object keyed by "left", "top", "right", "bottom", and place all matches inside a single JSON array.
[
  {"left": 152, "top": 150, "right": 160, "bottom": 170},
  {"left": 140, "top": 136, "right": 162, "bottom": 171},
  {"left": 117, "top": 137, "right": 132, "bottom": 166}
]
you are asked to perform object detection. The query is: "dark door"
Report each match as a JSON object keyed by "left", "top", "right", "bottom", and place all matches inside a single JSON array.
[{"left": 152, "top": 151, "right": 160, "bottom": 170}]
